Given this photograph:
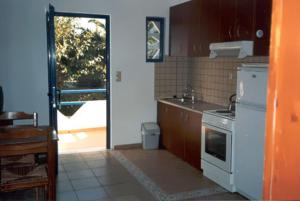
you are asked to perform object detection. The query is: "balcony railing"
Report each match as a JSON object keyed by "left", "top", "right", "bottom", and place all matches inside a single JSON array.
[{"left": 60, "top": 88, "right": 106, "bottom": 107}]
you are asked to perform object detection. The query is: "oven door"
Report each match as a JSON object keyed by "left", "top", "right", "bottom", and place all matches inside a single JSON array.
[{"left": 201, "top": 123, "right": 232, "bottom": 172}]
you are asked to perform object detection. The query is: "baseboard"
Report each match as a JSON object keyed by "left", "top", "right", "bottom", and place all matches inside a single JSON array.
[{"left": 114, "top": 143, "right": 142, "bottom": 150}]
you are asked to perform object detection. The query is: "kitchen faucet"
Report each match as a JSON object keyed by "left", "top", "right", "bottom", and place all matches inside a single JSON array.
[
  {"left": 228, "top": 93, "right": 237, "bottom": 112},
  {"left": 182, "top": 85, "right": 196, "bottom": 103}
]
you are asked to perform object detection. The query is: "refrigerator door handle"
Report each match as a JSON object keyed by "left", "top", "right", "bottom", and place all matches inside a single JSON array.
[
  {"left": 239, "top": 81, "right": 244, "bottom": 98},
  {"left": 237, "top": 102, "right": 266, "bottom": 112}
]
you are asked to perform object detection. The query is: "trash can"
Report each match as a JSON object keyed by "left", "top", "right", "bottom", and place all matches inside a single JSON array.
[{"left": 141, "top": 122, "right": 160, "bottom": 150}]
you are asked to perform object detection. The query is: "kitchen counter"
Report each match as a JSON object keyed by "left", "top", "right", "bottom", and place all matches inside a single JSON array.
[{"left": 158, "top": 98, "right": 224, "bottom": 114}]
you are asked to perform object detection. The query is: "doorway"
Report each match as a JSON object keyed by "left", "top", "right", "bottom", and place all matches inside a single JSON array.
[{"left": 47, "top": 6, "right": 110, "bottom": 153}]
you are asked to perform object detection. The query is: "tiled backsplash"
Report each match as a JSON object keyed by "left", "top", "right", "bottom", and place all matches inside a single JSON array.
[
  {"left": 155, "top": 56, "right": 269, "bottom": 106},
  {"left": 154, "top": 56, "right": 190, "bottom": 99}
]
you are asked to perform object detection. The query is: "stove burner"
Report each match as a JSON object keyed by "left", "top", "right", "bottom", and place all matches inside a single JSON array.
[{"left": 215, "top": 110, "right": 235, "bottom": 118}]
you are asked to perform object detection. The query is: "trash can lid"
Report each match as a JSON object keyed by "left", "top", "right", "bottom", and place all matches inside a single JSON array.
[{"left": 142, "top": 122, "right": 160, "bottom": 133}]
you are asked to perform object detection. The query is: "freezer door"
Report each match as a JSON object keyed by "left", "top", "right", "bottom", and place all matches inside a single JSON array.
[
  {"left": 237, "top": 68, "right": 268, "bottom": 107},
  {"left": 234, "top": 104, "right": 266, "bottom": 200}
]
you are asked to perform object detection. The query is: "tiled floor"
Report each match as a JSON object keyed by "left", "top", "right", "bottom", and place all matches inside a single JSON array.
[
  {"left": 0, "top": 150, "right": 246, "bottom": 201},
  {"left": 57, "top": 151, "right": 155, "bottom": 201}
]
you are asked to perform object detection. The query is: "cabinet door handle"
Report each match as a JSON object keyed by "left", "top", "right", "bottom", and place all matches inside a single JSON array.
[
  {"left": 229, "top": 25, "right": 232, "bottom": 39},
  {"left": 180, "top": 111, "right": 184, "bottom": 118},
  {"left": 186, "top": 114, "right": 189, "bottom": 122},
  {"left": 236, "top": 24, "right": 240, "bottom": 38}
]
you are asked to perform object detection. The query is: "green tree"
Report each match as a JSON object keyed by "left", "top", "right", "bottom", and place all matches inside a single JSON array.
[
  {"left": 55, "top": 17, "right": 106, "bottom": 89},
  {"left": 54, "top": 17, "right": 107, "bottom": 116}
]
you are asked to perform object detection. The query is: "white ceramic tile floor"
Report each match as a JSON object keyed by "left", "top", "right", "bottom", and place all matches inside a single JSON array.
[
  {"left": 56, "top": 151, "right": 156, "bottom": 201},
  {"left": 71, "top": 177, "right": 101, "bottom": 191}
]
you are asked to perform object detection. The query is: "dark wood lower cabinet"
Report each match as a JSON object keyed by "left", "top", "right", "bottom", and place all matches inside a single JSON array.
[
  {"left": 184, "top": 111, "right": 202, "bottom": 169},
  {"left": 158, "top": 102, "right": 170, "bottom": 149},
  {"left": 169, "top": 106, "right": 185, "bottom": 160},
  {"left": 158, "top": 102, "right": 202, "bottom": 170}
]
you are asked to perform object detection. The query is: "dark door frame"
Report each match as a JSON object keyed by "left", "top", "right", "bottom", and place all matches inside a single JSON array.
[{"left": 47, "top": 5, "right": 111, "bottom": 149}]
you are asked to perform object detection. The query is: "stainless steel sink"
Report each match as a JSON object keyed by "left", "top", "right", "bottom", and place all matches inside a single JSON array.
[{"left": 163, "top": 97, "right": 196, "bottom": 104}]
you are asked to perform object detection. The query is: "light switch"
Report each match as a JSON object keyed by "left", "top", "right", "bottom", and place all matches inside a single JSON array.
[{"left": 116, "top": 71, "right": 122, "bottom": 82}]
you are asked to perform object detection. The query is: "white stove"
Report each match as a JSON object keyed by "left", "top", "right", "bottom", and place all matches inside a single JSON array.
[{"left": 201, "top": 109, "right": 236, "bottom": 192}]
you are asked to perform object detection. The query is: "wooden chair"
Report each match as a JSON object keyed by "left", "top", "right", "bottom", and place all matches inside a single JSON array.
[
  {"left": 0, "top": 112, "right": 39, "bottom": 173},
  {"left": 0, "top": 112, "right": 38, "bottom": 127},
  {"left": 0, "top": 126, "right": 56, "bottom": 201}
]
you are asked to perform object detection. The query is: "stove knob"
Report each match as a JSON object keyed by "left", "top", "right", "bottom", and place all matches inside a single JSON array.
[{"left": 222, "top": 119, "right": 228, "bottom": 125}]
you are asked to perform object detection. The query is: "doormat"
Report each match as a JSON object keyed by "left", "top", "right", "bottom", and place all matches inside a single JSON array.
[{"left": 111, "top": 151, "right": 226, "bottom": 201}]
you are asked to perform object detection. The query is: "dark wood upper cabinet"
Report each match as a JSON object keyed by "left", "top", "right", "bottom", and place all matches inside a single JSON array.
[
  {"left": 169, "top": 0, "right": 272, "bottom": 57},
  {"left": 219, "top": 0, "right": 236, "bottom": 41},
  {"left": 189, "top": 0, "right": 221, "bottom": 56},
  {"left": 220, "top": 0, "right": 255, "bottom": 41},
  {"left": 253, "top": 0, "right": 272, "bottom": 56},
  {"left": 169, "top": 1, "right": 193, "bottom": 57},
  {"left": 236, "top": 0, "right": 256, "bottom": 40},
  {"left": 187, "top": 0, "right": 201, "bottom": 57}
]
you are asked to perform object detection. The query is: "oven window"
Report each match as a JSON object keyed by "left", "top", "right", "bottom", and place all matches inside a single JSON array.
[{"left": 205, "top": 128, "right": 227, "bottom": 161}]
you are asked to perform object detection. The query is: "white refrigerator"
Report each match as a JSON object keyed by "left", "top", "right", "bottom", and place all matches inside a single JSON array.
[{"left": 234, "top": 64, "right": 268, "bottom": 200}]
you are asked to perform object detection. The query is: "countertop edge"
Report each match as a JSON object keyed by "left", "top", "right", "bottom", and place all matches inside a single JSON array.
[
  {"left": 158, "top": 99, "right": 203, "bottom": 114},
  {"left": 157, "top": 99, "right": 225, "bottom": 114}
]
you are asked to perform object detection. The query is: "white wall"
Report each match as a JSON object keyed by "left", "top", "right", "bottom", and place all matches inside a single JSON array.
[
  {"left": 0, "top": 0, "right": 50, "bottom": 126},
  {"left": 169, "top": 0, "right": 192, "bottom": 6},
  {"left": 0, "top": 0, "right": 171, "bottom": 147}
]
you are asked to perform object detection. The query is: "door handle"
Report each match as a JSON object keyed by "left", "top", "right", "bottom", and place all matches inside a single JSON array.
[
  {"left": 52, "top": 86, "right": 57, "bottom": 109},
  {"left": 57, "top": 89, "right": 62, "bottom": 110},
  {"left": 52, "top": 129, "right": 59, "bottom": 140}
]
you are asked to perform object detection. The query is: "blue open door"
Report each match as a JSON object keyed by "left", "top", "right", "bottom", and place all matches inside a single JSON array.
[
  {"left": 46, "top": 5, "right": 111, "bottom": 151},
  {"left": 46, "top": 4, "right": 59, "bottom": 174},
  {"left": 47, "top": 4, "right": 58, "bottom": 130}
]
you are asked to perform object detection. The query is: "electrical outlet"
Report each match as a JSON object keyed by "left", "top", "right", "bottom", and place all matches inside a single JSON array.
[{"left": 116, "top": 71, "right": 122, "bottom": 82}]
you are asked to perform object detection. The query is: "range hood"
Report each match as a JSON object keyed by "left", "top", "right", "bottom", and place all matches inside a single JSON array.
[{"left": 209, "top": 41, "right": 254, "bottom": 59}]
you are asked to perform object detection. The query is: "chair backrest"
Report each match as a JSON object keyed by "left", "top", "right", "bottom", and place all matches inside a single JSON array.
[
  {"left": 0, "top": 126, "right": 52, "bottom": 157},
  {"left": 0, "top": 112, "right": 38, "bottom": 127}
]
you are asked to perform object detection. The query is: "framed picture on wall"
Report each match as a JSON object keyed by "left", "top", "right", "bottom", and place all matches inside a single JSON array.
[{"left": 146, "top": 17, "right": 164, "bottom": 62}]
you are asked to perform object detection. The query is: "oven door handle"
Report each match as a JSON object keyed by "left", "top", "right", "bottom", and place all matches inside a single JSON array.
[{"left": 202, "top": 123, "right": 232, "bottom": 135}]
